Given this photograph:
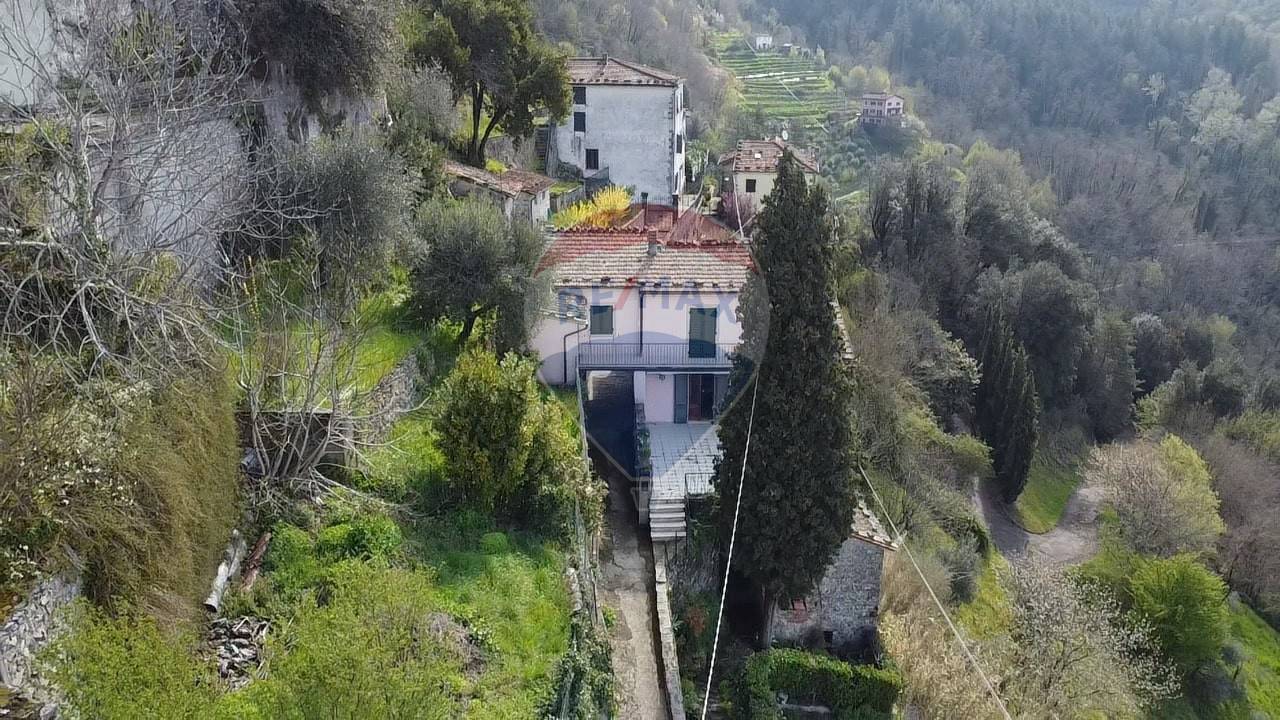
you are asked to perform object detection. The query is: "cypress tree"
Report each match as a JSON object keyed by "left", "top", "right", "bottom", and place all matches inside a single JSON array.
[
  {"left": 715, "top": 152, "right": 856, "bottom": 643},
  {"left": 976, "top": 309, "right": 1040, "bottom": 503}
]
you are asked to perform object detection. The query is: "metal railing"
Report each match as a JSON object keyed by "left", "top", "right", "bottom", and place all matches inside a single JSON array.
[
  {"left": 684, "top": 472, "right": 715, "bottom": 496},
  {"left": 578, "top": 342, "right": 734, "bottom": 370}
]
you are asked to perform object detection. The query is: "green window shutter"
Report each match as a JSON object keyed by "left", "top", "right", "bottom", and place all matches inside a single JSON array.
[
  {"left": 590, "top": 305, "right": 613, "bottom": 335},
  {"left": 689, "top": 308, "right": 717, "bottom": 358}
]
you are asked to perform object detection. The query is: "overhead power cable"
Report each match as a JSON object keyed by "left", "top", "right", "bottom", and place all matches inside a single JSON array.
[
  {"left": 857, "top": 464, "right": 1014, "bottom": 720},
  {"left": 699, "top": 375, "right": 760, "bottom": 720}
]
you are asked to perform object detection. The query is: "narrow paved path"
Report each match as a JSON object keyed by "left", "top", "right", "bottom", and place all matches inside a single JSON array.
[
  {"left": 597, "top": 456, "right": 666, "bottom": 720},
  {"left": 973, "top": 479, "right": 1104, "bottom": 566}
]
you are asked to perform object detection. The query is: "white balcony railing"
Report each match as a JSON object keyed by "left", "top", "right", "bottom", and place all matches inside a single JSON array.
[{"left": 578, "top": 342, "right": 734, "bottom": 370}]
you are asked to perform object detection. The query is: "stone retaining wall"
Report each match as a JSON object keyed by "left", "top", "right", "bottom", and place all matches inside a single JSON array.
[
  {"left": 364, "top": 354, "right": 421, "bottom": 443},
  {"left": 653, "top": 552, "right": 687, "bottom": 720},
  {"left": 0, "top": 571, "right": 81, "bottom": 711}
]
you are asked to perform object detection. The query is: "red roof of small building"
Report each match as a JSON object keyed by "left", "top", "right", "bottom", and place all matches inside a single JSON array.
[
  {"left": 501, "top": 169, "right": 556, "bottom": 194},
  {"left": 720, "top": 138, "right": 820, "bottom": 175},
  {"left": 443, "top": 160, "right": 554, "bottom": 197},
  {"left": 566, "top": 56, "right": 682, "bottom": 87},
  {"left": 538, "top": 206, "right": 752, "bottom": 289}
]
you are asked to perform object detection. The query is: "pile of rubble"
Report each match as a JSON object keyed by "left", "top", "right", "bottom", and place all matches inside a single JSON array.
[{"left": 207, "top": 616, "right": 269, "bottom": 688}]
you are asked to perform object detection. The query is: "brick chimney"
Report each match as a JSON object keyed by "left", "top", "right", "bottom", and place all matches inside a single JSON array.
[{"left": 646, "top": 229, "right": 660, "bottom": 257}]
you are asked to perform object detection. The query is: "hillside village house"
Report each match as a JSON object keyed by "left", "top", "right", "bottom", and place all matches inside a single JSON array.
[
  {"left": 753, "top": 34, "right": 774, "bottom": 51},
  {"left": 720, "top": 138, "right": 820, "bottom": 212},
  {"left": 549, "top": 57, "right": 687, "bottom": 202},
  {"left": 442, "top": 160, "right": 554, "bottom": 224},
  {"left": 773, "top": 502, "right": 897, "bottom": 658},
  {"left": 530, "top": 203, "right": 753, "bottom": 539},
  {"left": 860, "top": 92, "right": 906, "bottom": 126}
]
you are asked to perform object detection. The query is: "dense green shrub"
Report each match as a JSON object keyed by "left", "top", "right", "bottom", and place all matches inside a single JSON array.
[
  {"left": 479, "top": 531, "right": 510, "bottom": 555},
  {"left": 1130, "top": 555, "right": 1229, "bottom": 676},
  {"left": 733, "top": 648, "right": 902, "bottom": 719},
  {"left": 316, "top": 514, "right": 403, "bottom": 561},
  {"left": 435, "top": 350, "right": 539, "bottom": 509},
  {"left": 541, "top": 616, "right": 614, "bottom": 720},
  {"left": 44, "top": 603, "right": 220, "bottom": 718},
  {"left": 434, "top": 350, "right": 599, "bottom": 536},
  {"left": 1080, "top": 549, "right": 1229, "bottom": 677},
  {"left": 263, "top": 523, "right": 326, "bottom": 598},
  {"left": 1222, "top": 410, "right": 1280, "bottom": 464}
]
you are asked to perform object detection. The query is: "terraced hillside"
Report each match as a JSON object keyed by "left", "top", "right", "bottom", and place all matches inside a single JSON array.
[{"left": 711, "top": 32, "right": 847, "bottom": 127}]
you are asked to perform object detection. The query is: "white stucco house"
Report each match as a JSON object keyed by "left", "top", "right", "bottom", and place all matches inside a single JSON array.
[
  {"left": 860, "top": 92, "right": 906, "bottom": 126},
  {"left": 754, "top": 34, "right": 774, "bottom": 51},
  {"left": 443, "top": 160, "right": 554, "bottom": 224},
  {"left": 720, "top": 138, "right": 820, "bottom": 213},
  {"left": 530, "top": 203, "right": 753, "bottom": 539},
  {"left": 549, "top": 56, "right": 687, "bottom": 202}
]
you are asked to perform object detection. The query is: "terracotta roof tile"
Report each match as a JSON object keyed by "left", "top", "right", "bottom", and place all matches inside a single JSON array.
[
  {"left": 537, "top": 222, "right": 753, "bottom": 290},
  {"left": 443, "top": 160, "right": 555, "bottom": 197},
  {"left": 501, "top": 169, "right": 555, "bottom": 194},
  {"left": 567, "top": 56, "right": 682, "bottom": 87},
  {"left": 617, "top": 204, "right": 737, "bottom": 244},
  {"left": 721, "top": 138, "right": 820, "bottom": 174},
  {"left": 849, "top": 500, "right": 898, "bottom": 551}
]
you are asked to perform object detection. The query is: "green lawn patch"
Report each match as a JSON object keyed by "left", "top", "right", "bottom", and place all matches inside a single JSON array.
[
  {"left": 353, "top": 323, "right": 420, "bottom": 393},
  {"left": 955, "top": 554, "right": 1012, "bottom": 640},
  {"left": 549, "top": 180, "right": 580, "bottom": 195},
  {"left": 409, "top": 518, "right": 572, "bottom": 717},
  {"left": 1010, "top": 449, "right": 1082, "bottom": 533},
  {"left": 1228, "top": 601, "right": 1280, "bottom": 716}
]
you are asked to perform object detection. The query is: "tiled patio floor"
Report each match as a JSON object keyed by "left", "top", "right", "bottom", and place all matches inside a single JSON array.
[{"left": 648, "top": 422, "right": 720, "bottom": 500}]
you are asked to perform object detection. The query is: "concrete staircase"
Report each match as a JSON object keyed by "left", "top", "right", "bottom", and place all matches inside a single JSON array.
[
  {"left": 533, "top": 126, "right": 550, "bottom": 172},
  {"left": 649, "top": 496, "right": 687, "bottom": 542}
]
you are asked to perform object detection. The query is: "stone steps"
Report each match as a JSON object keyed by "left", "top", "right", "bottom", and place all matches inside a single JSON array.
[{"left": 650, "top": 497, "right": 687, "bottom": 541}]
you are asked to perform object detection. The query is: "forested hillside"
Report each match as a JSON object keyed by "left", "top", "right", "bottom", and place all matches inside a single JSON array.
[
  {"left": 754, "top": 0, "right": 1280, "bottom": 366},
  {"left": 3, "top": 0, "right": 1280, "bottom": 717},
  {"left": 703, "top": 0, "right": 1280, "bottom": 717}
]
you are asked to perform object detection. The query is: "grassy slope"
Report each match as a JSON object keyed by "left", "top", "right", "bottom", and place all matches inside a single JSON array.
[
  {"left": 241, "top": 300, "right": 571, "bottom": 716},
  {"left": 710, "top": 32, "right": 846, "bottom": 126},
  {"left": 955, "top": 554, "right": 1012, "bottom": 640},
  {"left": 352, "top": 310, "right": 573, "bottom": 716},
  {"left": 1156, "top": 601, "right": 1280, "bottom": 720},
  {"left": 1010, "top": 450, "right": 1082, "bottom": 533},
  {"left": 351, "top": 332, "right": 572, "bottom": 716},
  {"left": 1228, "top": 602, "right": 1280, "bottom": 717}
]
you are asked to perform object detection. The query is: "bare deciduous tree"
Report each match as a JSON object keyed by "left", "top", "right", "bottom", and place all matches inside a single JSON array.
[
  {"left": 1087, "top": 437, "right": 1225, "bottom": 558},
  {"left": 0, "top": 0, "right": 273, "bottom": 380},
  {"left": 1198, "top": 435, "right": 1280, "bottom": 614}
]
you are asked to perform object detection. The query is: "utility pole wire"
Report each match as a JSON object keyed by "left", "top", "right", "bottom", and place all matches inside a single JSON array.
[
  {"left": 858, "top": 464, "right": 1014, "bottom": 720},
  {"left": 699, "top": 375, "right": 761, "bottom": 720}
]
